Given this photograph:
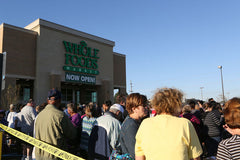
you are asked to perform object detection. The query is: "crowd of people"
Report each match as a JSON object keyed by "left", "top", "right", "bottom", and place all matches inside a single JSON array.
[{"left": 0, "top": 87, "right": 240, "bottom": 160}]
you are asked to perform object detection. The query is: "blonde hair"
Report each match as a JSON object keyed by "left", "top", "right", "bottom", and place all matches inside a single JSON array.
[
  {"left": 10, "top": 104, "right": 15, "bottom": 112},
  {"left": 85, "top": 103, "right": 97, "bottom": 118},
  {"left": 151, "top": 88, "right": 183, "bottom": 115}
]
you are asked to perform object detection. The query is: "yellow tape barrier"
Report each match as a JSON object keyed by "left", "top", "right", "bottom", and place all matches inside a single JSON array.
[
  {"left": 0, "top": 131, "right": 2, "bottom": 160},
  {"left": 0, "top": 123, "right": 84, "bottom": 160}
]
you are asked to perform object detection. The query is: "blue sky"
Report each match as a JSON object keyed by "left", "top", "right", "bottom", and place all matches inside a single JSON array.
[{"left": 1, "top": 0, "right": 240, "bottom": 101}]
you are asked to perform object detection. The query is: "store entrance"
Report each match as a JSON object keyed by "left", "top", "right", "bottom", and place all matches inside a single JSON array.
[
  {"left": 16, "top": 79, "right": 34, "bottom": 103},
  {"left": 61, "top": 82, "right": 97, "bottom": 105}
]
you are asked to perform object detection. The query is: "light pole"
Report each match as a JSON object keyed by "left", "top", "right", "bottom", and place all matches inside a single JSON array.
[
  {"left": 200, "top": 87, "right": 204, "bottom": 100},
  {"left": 218, "top": 65, "right": 225, "bottom": 103},
  {"left": 129, "top": 80, "right": 133, "bottom": 93}
]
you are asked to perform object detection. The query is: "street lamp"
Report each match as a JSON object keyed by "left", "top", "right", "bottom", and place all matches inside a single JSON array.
[{"left": 218, "top": 65, "right": 225, "bottom": 103}]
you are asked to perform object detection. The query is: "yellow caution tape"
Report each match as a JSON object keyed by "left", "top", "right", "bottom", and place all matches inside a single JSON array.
[
  {"left": 0, "top": 123, "right": 84, "bottom": 160},
  {"left": 0, "top": 131, "right": 3, "bottom": 160}
]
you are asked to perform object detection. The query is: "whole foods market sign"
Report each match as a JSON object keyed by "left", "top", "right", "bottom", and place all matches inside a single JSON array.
[
  {"left": 65, "top": 73, "right": 96, "bottom": 84},
  {"left": 63, "top": 40, "right": 99, "bottom": 75}
]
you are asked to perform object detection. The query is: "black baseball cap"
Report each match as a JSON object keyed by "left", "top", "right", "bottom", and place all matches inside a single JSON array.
[{"left": 48, "top": 89, "right": 61, "bottom": 100}]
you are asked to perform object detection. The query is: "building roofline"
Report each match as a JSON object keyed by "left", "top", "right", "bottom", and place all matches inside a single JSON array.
[
  {"left": 25, "top": 18, "right": 115, "bottom": 46},
  {"left": 0, "top": 23, "right": 37, "bottom": 35},
  {"left": 113, "top": 52, "right": 126, "bottom": 57}
]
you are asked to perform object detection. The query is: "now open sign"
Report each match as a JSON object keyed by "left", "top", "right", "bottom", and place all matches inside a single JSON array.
[{"left": 65, "top": 72, "right": 96, "bottom": 84}]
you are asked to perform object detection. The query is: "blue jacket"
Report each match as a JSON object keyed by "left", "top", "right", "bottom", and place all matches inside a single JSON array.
[
  {"left": 88, "top": 126, "right": 111, "bottom": 160},
  {"left": 88, "top": 111, "right": 121, "bottom": 160},
  {"left": 119, "top": 116, "right": 140, "bottom": 158}
]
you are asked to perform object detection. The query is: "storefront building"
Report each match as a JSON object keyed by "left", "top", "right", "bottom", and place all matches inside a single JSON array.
[{"left": 0, "top": 19, "right": 126, "bottom": 107}]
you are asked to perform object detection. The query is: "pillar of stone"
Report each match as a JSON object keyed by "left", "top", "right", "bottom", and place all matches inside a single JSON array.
[{"left": 97, "top": 80, "right": 113, "bottom": 106}]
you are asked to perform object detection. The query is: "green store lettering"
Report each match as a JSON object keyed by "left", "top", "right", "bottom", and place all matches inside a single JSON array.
[
  {"left": 63, "top": 40, "right": 99, "bottom": 70},
  {"left": 63, "top": 41, "right": 99, "bottom": 59},
  {"left": 65, "top": 54, "right": 98, "bottom": 69}
]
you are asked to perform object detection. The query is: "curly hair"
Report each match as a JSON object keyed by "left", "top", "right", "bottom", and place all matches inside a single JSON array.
[
  {"left": 224, "top": 97, "right": 240, "bottom": 129},
  {"left": 151, "top": 88, "right": 183, "bottom": 115},
  {"left": 126, "top": 93, "right": 148, "bottom": 114}
]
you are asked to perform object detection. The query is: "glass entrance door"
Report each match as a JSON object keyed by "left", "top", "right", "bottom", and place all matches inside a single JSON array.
[
  {"left": 61, "top": 82, "right": 97, "bottom": 105},
  {"left": 61, "top": 88, "right": 73, "bottom": 104}
]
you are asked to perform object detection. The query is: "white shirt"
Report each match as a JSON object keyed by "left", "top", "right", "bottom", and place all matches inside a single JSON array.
[
  {"left": 19, "top": 105, "right": 37, "bottom": 135},
  {"left": 7, "top": 111, "right": 17, "bottom": 128}
]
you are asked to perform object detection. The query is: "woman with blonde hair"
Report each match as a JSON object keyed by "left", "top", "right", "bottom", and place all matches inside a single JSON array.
[
  {"left": 6, "top": 104, "right": 17, "bottom": 146},
  {"left": 7, "top": 104, "right": 17, "bottom": 128},
  {"left": 135, "top": 88, "right": 202, "bottom": 160},
  {"left": 80, "top": 103, "right": 97, "bottom": 159}
]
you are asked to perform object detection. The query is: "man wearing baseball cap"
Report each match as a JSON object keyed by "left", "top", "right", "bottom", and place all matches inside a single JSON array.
[
  {"left": 88, "top": 104, "right": 123, "bottom": 160},
  {"left": 34, "top": 88, "right": 77, "bottom": 160}
]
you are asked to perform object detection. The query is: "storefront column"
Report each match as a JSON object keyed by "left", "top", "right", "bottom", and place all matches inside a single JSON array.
[
  {"left": 97, "top": 80, "right": 113, "bottom": 106},
  {"left": 49, "top": 74, "right": 61, "bottom": 90}
]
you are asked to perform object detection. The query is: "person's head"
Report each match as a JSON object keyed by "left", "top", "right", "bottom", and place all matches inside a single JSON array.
[
  {"left": 116, "top": 94, "right": 126, "bottom": 106},
  {"left": 188, "top": 100, "right": 196, "bottom": 110},
  {"left": 182, "top": 105, "right": 192, "bottom": 114},
  {"left": 151, "top": 88, "right": 183, "bottom": 115},
  {"left": 47, "top": 88, "right": 62, "bottom": 108},
  {"left": 27, "top": 99, "right": 35, "bottom": 107},
  {"left": 9, "top": 104, "right": 15, "bottom": 112},
  {"left": 208, "top": 101, "right": 217, "bottom": 111},
  {"left": 126, "top": 93, "right": 148, "bottom": 120},
  {"left": 194, "top": 103, "right": 200, "bottom": 110},
  {"left": 81, "top": 104, "right": 86, "bottom": 113},
  {"left": 203, "top": 102, "right": 209, "bottom": 110},
  {"left": 208, "top": 98, "right": 214, "bottom": 103},
  {"left": 85, "top": 103, "right": 97, "bottom": 118},
  {"left": 36, "top": 105, "right": 40, "bottom": 113},
  {"left": 223, "top": 97, "right": 240, "bottom": 129},
  {"left": 198, "top": 100, "right": 204, "bottom": 105},
  {"left": 67, "top": 103, "right": 77, "bottom": 116},
  {"left": 102, "top": 100, "right": 112, "bottom": 112},
  {"left": 109, "top": 104, "right": 124, "bottom": 121}
]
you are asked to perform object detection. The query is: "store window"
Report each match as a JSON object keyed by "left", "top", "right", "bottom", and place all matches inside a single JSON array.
[
  {"left": 61, "top": 88, "right": 73, "bottom": 104},
  {"left": 61, "top": 82, "right": 97, "bottom": 105},
  {"left": 16, "top": 79, "right": 34, "bottom": 103},
  {"left": 91, "top": 92, "right": 97, "bottom": 103},
  {"left": 75, "top": 90, "right": 80, "bottom": 104},
  {"left": 23, "top": 88, "right": 30, "bottom": 102}
]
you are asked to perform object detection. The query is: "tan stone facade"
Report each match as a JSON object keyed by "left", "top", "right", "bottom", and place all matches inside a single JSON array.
[{"left": 0, "top": 19, "right": 126, "bottom": 107}]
